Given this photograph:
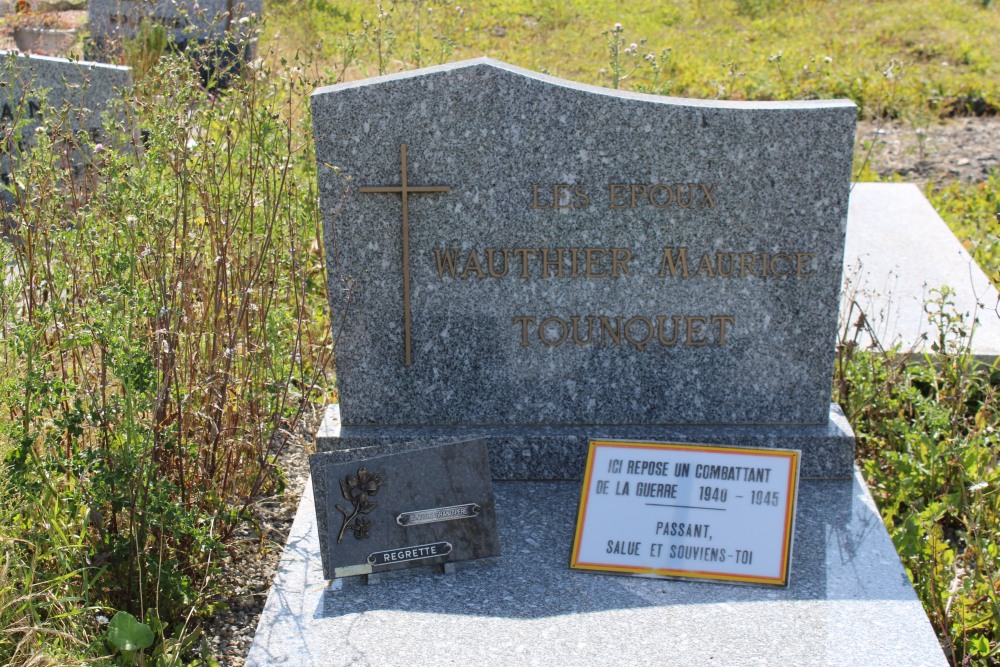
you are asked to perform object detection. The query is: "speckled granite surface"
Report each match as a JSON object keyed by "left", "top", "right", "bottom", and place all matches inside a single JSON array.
[
  {"left": 87, "top": 0, "right": 262, "bottom": 44},
  {"left": 311, "top": 58, "right": 856, "bottom": 428},
  {"left": 247, "top": 469, "right": 947, "bottom": 667},
  {"left": 0, "top": 52, "right": 132, "bottom": 184},
  {"left": 315, "top": 403, "right": 855, "bottom": 480}
]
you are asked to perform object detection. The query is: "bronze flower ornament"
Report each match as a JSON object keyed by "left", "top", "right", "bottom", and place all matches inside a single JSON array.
[{"left": 335, "top": 467, "right": 386, "bottom": 543}]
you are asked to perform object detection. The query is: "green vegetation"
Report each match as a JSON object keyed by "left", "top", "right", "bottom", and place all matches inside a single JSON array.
[
  {"left": 1, "top": 32, "right": 328, "bottom": 665},
  {"left": 930, "top": 174, "right": 1000, "bottom": 286},
  {"left": 0, "top": 1, "right": 997, "bottom": 665},
  {"left": 266, "top": 0, "right": 1000, "bottom": 116},
  {"left": 838, "top": 291, "right": 1000, "bottom": 665}
]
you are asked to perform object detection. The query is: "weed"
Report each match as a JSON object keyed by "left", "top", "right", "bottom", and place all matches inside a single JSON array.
[
  {"left": 837, "top": 291, "right": 1000, "bottom": 666},
  {"left": 122, "top": 20, "right": 170, "bottom": 81},
  {"left": 0, "top": 32, "right": 332, "bottom": 663}
]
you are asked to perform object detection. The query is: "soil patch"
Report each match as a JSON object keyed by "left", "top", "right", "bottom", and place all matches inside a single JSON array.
[{"left": 857, "top": 116, "right": 1000, "bottom": 188}]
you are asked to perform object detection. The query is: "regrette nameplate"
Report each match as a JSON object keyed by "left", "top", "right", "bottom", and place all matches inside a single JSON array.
[
  {"left": 397, "top": 503, "right": 481, "bottom": 527},
  {"left": 368, "top": 541, "right": 453, "bottom": 566}
]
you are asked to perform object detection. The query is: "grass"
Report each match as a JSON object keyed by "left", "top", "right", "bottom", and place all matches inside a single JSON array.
[
  {"left": 264, "top": 0, "right": 1000, "bottom": 116},
  {"left": 0, "top": 1, "right": 997, "bottom": 665},
  {"left": 929, "top": 174, "right": 1000, "bottom": 287}
]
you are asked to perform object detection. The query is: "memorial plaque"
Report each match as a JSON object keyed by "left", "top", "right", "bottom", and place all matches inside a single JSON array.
[
  {"left": 309, "top": 439, "right": 500, "bottom": 580},
  {"left": 571, "top": 440, "right": 800, "bottom": 586}
]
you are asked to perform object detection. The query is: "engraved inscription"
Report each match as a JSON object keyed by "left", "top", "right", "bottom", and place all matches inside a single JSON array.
[
  {"left": 397, "top": 503, "right": 482, "bottom": 527},
  {"left": 409, "top": 174, "right": 820, "bottom": 360},
  {"left": 609, "top": 183, "right": 716, "bottom": 209},
  {"left": 433, "top": 247, "right": 634, "bottom": 280},
  {"left": 368, "top": 542, "right": 453, "bottom": 566},
  {"left": 513, "top": 314, "right": 735, "bottom": 349},
  {"left": 433, "top": 247, "right": 814, "bottom": 281},
  {"left": 658, "top": 247, "right": 815, "bottom": 279}
]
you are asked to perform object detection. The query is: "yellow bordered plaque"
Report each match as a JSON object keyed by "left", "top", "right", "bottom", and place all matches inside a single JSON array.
[{"left": 571, "top": 440, "right": 800, "bottom": 586}]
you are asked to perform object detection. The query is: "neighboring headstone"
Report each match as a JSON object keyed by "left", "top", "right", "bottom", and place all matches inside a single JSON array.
[
  {"left": 87, "top": 0, "right": 260, "bottom": 53},
  {"left": 310, "top": 57, "right": 856, "bottom": 481},
  {"left": 842, "top": 182, "right": 1000, "bottom": 361},
  {"left": 310, "top": 440, "right": 500, "bottom": 580},
  {"left": 0, "top": 52, "right": 132, "bottom": 195}
]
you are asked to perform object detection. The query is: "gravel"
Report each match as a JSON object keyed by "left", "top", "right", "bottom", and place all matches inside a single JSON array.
[{"left": 202, "top": 406, "right": 318, "bottom": 667}]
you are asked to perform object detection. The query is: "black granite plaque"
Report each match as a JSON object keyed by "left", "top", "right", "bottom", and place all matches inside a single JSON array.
[{"left": 310, "top": 439, "right": 500, "bottom": 579}]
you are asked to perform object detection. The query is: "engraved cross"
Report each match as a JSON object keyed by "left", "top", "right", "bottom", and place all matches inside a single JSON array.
[{"left": 359, "top": 144, "right": 451, "bottom": 367}]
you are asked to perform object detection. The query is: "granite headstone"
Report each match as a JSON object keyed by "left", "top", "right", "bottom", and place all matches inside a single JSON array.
[
  {"left": 87, "top": 0, "right": 260, "bottom": 54},
  {"left": 310, "top": 58, "right": 857, "bottom": 481},
  {"left": 309, "top": 439, "right": 500, "bottom": 580},
  {"left": 244, "top": 61, "right": 948, "bottom": 665},
  {"left": 0, "top": 52, "right": 132, "bottom": 193}
]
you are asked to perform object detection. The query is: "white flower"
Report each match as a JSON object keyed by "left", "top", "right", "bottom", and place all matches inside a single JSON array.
[
  {"left": 97, "top": 615, "right": 110, "bottom": 626},
  {"left": 968, "top": 481, "right": 988, "bottom": 493}
]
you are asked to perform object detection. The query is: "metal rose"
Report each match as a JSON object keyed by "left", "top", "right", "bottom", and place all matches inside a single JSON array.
[
  {"left": 352, "top": 517, "right": 372, "bottom": 539},
  {"left": 335, "top": 467, "right": 386, "bottom": 543}
]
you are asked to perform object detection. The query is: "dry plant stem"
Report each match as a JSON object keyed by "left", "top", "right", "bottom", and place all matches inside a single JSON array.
[
  {"left": 0, "top": 35, "right": 335, "bottom": 661},
  {"left": 852, "top": 61, "right": 899, "bottom": 188}
]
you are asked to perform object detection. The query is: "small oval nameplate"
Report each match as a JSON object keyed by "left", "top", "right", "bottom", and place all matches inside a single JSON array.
[
  {"left": 368, "top": 542, "right": 453, "bottom": 566},
  {"left": 397, "top": 503, "right": 481, "bottom": 527}
]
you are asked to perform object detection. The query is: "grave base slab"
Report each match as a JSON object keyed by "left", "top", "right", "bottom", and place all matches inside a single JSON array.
[
  {"left": 247, "top": 467, "right": 947, "bottom": 667},
  {"left": 315, "top": 403, "right": 855, "bottom": 481}
]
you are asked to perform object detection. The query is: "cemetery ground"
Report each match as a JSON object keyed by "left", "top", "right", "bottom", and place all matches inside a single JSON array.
[{"left": 0, "top": 0, "right": 998, "bottom": 665}]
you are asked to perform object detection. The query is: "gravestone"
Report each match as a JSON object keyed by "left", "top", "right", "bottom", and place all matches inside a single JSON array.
[
  {"left": 0, "top": 52, "right": 132, "bottom": 200},
  {"left": 311, "top": 57, "right": 856, "bottom": 481},
  {"left": 87, "top": 0, "right": 260, "bottom": 58},
  {"left": 246, "top": 59, "right": 948, "bottom": 665}
]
